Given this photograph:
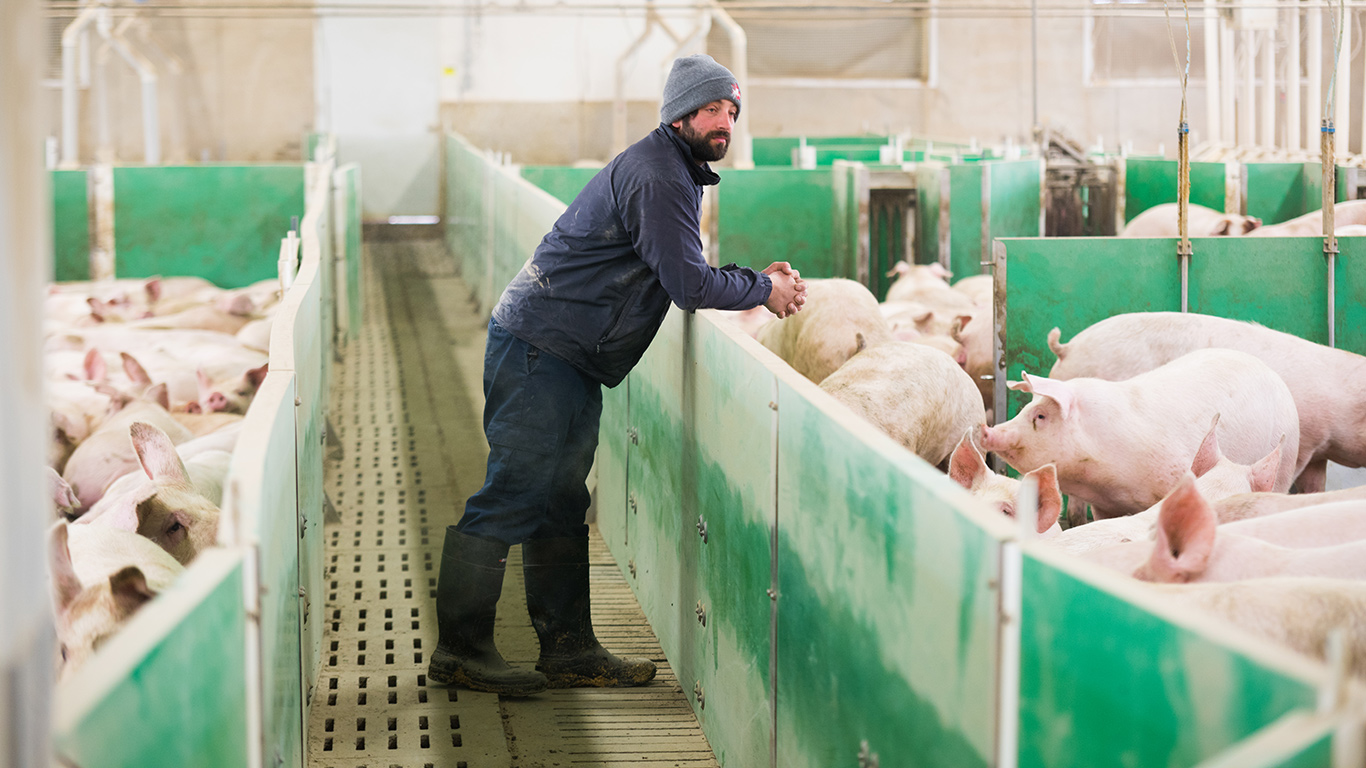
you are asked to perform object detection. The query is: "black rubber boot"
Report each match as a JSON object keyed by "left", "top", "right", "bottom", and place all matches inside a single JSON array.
[
  {"left": 523, "top": 536, "right": 657, "bottom": 688},
  {"left": 427, "top": 528, "right": 547, "bottom": 696}
]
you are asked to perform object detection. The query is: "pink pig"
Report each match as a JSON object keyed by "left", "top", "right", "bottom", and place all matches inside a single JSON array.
[{"left": 981, "top": 348, "right": 1299, "bottom": 518}]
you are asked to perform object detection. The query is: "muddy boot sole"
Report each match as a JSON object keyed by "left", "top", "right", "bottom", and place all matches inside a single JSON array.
[
  {"left": 428, "top": 648, "right": 548, "bottom": 696},
  {"left": 538, "top": 657, "right": 658, "bottom": 688}
]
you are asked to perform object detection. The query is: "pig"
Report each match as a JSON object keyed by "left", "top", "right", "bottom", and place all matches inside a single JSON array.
[
  {"left": 757, "top": 279, "right": 892, "bottom": 383},
  {"left": 950, "top": 308, "right": 994, "bottom": 421},
  {"left": 1083, "top": 475, "right": 1366, "bottom": 582},
  {"left": 62, "top": 388, "right": 194, "bottom": 513},
  {"left": 820, "top": 342, "right": 986, "bottom": 467},
  {"left": 1119, "top": 203, "right": 1262, "bottom": 237},
  {"left": 885, "top": 269, "right": 975, "bottom": 316},
  {"left": 951, "top": 274, "right": 993, "bottom": 306},
  {"left": 50, "top": 520, "right": 182, "bottom": 678},
  {"left": 185, "top": 450, "right": 232, "bottom": 507},
  {"left": 76, "top": 422, "right": 222, "bottom": 564},
  {"left": 235, "top": 317, "right": 274, "bottom": 353},
  {"left": 125, "top": 304, "right": 253, "bottom": 335},
  {"left": 171, "top": 411, "right": 243, "bottom": 438},
  {"left": 1248, "top": 200, "right": 1366, "bottom": 237},
  {"left": 714, "top": 306, "right": 774, "bottom": 339},
  {"left": 947, "top": 433, "right": 1061, "bottom": 535},
  {"left": 1048, "top": 311, "right": 1366, "bottom": 492},
  {"left": 1215, "top": 501, "right": 1366, "bottom": 549},
  {"left": 194, "top": 363, "right": 269, "bottom": 414},
  {"left": 1152, "top": 577, "right": 1366, "bottom": 678},
  {"left": 1051, "top": 418, "right": 1285, "bottom": 555},
  {"left": 982, "top": 348, "right": 1300, "bottom": 518},
  {"left": 883, "top": 300, "right": 971, "bottom": 341},
  {"left": 1214, "top": 484, "right": 1366, "bottom": 524},
  {"left": 884, "top": 261, "right": 952, "bottom": 304},
  {"left": 1336, "top": 224, "right": 1366, "bottom": 236}
]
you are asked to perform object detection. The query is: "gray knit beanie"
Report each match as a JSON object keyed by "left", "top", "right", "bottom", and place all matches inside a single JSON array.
[{"left": 660, "top": 54, "right": 741, "bottom": 125}]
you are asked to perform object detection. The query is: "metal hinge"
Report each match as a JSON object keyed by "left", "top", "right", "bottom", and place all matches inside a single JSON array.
[
  {"left": 629, "top": 494, "right": 638, "bottom": 514},
  {"left": 696, "top": 516, "right": 708, "bottom": 543},
  {"left": 858, "top": 740, "right": 880, "bottom": 768},
  {"left": 694, "top": 681, "right": 705, "bottom": 710},
  {"left": 627, "top": 427, "right": 639, "bottom": 445},
  {"left": 695, "top": 601, "right": 707, "bottom": 627},
  {"left": 628, "top": 559, "right": 636, "bottom": 578}
]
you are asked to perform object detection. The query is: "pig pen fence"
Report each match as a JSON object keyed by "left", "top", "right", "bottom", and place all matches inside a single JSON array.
[
  {"left": 1121, "top": 157, "right": 1364, "bottom": 227},
  {"left": 46, "top": 138, "right": 363, "bottom": 768},
  {"left": 445, "top": 131, "right": 1366, "bottom": 767}
]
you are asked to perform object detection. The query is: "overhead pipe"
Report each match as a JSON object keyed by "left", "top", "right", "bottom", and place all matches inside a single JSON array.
[
  {"left": 1203, "top": 0, "right": 1220, "bottom": 145},
  {"left": 1307, "top": 1, "right": 1322, "bottom": 152},
  {"left": 709, "top": 4, "right": 750, "bottom": 168},
  {"left": 1261, "top": 29, "right": 1275, "bottom": 147},
  {"left": 130, "top": 20, "right": 188, "bottom": 163},
  {"left": 1241, "top": 28, "right": 1255, "bottom": 145},
  {"left": 96, "top": 8, "right": 161, "bottom": 164},
  {"left": 1287, "top": 2, "right": 1300, "bottom": 151},
  {"left": 613, "top": 2, "right": 679, "bottom": 158},
  {"left": 61, "top": 2, "right": 101, "bottom": 167}
]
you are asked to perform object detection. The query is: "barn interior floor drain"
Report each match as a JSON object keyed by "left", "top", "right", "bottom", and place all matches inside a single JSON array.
[{"left": 308, "top": 235, "right": 717, "bottom": 767}]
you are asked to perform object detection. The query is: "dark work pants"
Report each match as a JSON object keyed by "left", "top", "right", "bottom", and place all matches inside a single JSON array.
[{"left": 456, "top": 318, "right": 603, "bottom": 545}]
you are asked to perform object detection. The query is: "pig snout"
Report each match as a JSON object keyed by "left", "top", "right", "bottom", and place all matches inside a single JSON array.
[{"left": 206, "top": 392, "right": 230, "bottom": 412}]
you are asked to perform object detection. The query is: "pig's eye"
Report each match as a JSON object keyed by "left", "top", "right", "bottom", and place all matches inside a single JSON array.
[
  {"left": 59, "top": 645, "right": 68, "bottom": 661},
  {"left": 167, "top": 519, "right": 184, "bottom": 535},
  {"left": 1002, "top": 505, "right": 1015, "bottom": 517},
  {"left": 1032, "top": 412, "right": 1046, "bottom": 429}
]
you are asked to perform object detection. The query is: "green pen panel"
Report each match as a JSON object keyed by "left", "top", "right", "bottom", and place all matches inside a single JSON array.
[
  {"left": 718, "top": 168, "right": 837, "bottom": 278},
  {"left": 52, "top": 169, "right": 89, "bottom": 281},
  {"left": 520, "top": 165, "right": 598, "bottom": 206},
  {"left": 112, "top": 165, "right": 305, "bottom": 288},
  {"left": 775, "top": 377, "right": 1004, "bottom": 768},
  {"left": 1124, "top": 158, "right": 1227, "bottom": 221},
  {"left": 1020, "top": 552, "right": 1319, "bottom": 768},
  {"left": 52, "top": 555, "right": 251, "bottom": 768}
]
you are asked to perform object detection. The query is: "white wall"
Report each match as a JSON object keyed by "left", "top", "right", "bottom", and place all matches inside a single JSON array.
[
  {"left": 1, "top": 0, "right": 55, "bottom": 763},
  {"left": 317, "top": 10, "right": 443, "bottom": 218}
]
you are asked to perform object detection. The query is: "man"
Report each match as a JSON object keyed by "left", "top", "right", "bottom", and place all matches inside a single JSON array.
[{"left": 428, "top": 54, "right": 807, "bottom": 696}]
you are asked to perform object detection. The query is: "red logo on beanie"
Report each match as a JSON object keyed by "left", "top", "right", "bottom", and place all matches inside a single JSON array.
[{"left": 731, "top": 83, "right": 741, "bottom": 100}]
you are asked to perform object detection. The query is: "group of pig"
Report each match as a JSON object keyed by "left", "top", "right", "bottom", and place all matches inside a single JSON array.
[
  {"left": 730, "top": 267, "right": 1366, "bottom": 676},
  {"left": 43, "top": 275, "right": 279, "bottom": 678},
  {"left": 1119, "top": 199, "right": 1366, "bottom": 238}
]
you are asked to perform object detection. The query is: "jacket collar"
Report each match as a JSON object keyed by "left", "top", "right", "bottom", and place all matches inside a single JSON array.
[{"left": 658, "top": 123, "right": 721, "bottom": 186}]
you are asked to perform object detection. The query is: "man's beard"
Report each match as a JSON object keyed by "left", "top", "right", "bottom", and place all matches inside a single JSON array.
[{"left": 679, "top": 119, "right": 729, "bottom": 162}]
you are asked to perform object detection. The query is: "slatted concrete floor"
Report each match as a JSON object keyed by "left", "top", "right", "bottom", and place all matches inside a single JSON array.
[{"left": 308, "top": 232, "right": 718, "bottom": 768}]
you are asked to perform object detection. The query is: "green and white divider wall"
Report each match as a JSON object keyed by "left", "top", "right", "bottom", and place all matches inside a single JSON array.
[
  {"left": 911, "top": 159, "right": 1045, "bottom": 282},
  {"left": 446, "top": 133, "right": 1366, "bottom": 767},
  {"left": 49, "top": 140, "right": 362, "bottom": 768},
  {"left": 1122, "top": 158, "right": 1356, "bottom": 227}
]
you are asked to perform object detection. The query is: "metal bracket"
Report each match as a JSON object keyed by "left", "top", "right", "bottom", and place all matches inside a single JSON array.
[
  {"left": 694, "top": 681, "right": 705, "bottom": 710},
  {"left": 629, "top": 494, "right": 638, "bottom": 514},
  {"left": 295, "top": 395, "right": 302, "bottom": 407},
  {"left": 858, "top": 740, "right": 880, "bottom": 768},
  {"left": 696, "top": 516, "right": 708, "bottom": 543},
  {"left": 695, "top": 601, "right": 707, "bottom": 627},
  {"left": 627, "top": 427, "right": 639, "bottom": 445},
  {"left": 628, "top": 559, "right": 636, "bottom": 578},
  {"left": 766, "top": 588, "right": 777, "bottom": 601},
  {"left": 768, "top": 401, "right": 778, "bottom": 411}
]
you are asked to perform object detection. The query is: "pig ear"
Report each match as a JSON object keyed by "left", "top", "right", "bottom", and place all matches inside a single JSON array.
[
  {"left": 853, "top": 334, "right": 867, "bottom": 356},
  {"left": 121, "top": 352, "right": 153, "bottom": 389},
  {"left": 144, "top": 277, "right": 162, "bottom": 303},
  {"left": 1244, "top": 217, "right": 1262, "bottom": 234},
  {"left": 1248, "top": 435, "right": 1285, "bottom": 493},
  {"left": 48, "top": 468, "right": 79, "bottom": 515},
  {"left": 196, "top": 369, "right": 213, "bottom": 399},
  {"left": 1025, "top": 464, "right": 1062, "bottom": 533},
  {"left": 1144, "top": 474, "right": 1217, "bottom": 583},
  {"left": 222, "top": 294, "right": 255, "bottom": 316},
  {"left": 48, "top": 522, "right": 83, "bottom": 610},
  {"left": 1190, "top": 414, "right": 1223, "bottom": 478},
  {"left": 145, "top": 382, "right": 170, "bottom": 411},
  {"left": 930, "top": 262, "right": 953, "bottom": 280},
  {"left": 83, "top": 349, "right": 107, "bottom": 383},
  {"left": 948, "top": 432, "right": 990, "bottom": 490},
  {"left": 86, "top": 297, "right": 109, "bottom": 321},
  {"left": 108, "top": 566, "right": 157, "bottom": 618},
  {"left": 886, "top": 260, "right": 911, "bottom": 278},
  {"left": 247, "top": 363, "right": 269, "bottom": 390},
  {"left": 913, "top": 309, "right": 934, "bottom": 324},
  {"left": 1019, "top": 373, "right": 1074, "bottom": 419},
  {"left": 130, "top": 422, "right": 192, "bottom": 486},
  {"left": 1214, "top": 218, "right": 1234, "bottom": 236}
]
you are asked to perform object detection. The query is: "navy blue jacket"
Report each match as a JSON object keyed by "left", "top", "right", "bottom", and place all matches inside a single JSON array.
[{"left": 492, "top": 123, "right": 772, "bottom": 387}]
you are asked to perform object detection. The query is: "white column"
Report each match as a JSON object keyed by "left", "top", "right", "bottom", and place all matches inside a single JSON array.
[
  {"left": 0, "top": 1, "right": 55, "bottom": 765},
  {"left": 1308, "top": 3, "right": 1323, "bottom": 146},
  {"left": 1204, "top": 0, "right": 1222, "bottom": 143},
  {"left": 1222, "top": 18, "right": 1237, "bottom": 145},
  {"left": 1287, "top": 4, "right": 1301, "bottom": 151},
  {"left": 1336, "top": 5, "right": 1351, "bottom": 158},
  {"left": 1241, "top": 29, "right": 1256, "bottom": 145},
  {"left": 1261, "top": 30, "right": 1276, "bottom": 147}
]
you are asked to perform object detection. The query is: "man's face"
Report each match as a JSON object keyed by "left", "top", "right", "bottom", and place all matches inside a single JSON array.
[{"left": 673, "top": 100, "right": 737, "bottom": 162}]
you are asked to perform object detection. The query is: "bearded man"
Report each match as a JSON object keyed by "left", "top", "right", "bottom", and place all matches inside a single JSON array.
[{"left": 429, "top": 54, "right": 807, "bottom": 696}]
